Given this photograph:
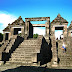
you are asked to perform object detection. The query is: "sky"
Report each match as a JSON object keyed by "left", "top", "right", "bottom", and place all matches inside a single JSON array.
[{"left": 0, "top": 0, "right": 72, "bottom": 39}]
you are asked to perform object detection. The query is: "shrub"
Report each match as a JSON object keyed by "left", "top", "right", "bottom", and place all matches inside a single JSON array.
[
  {"left": 33, "top": 34, "right": 38, "bottom": 38},
  {"left": 18, "top": 33, "right": 22, "bottom": 36}
]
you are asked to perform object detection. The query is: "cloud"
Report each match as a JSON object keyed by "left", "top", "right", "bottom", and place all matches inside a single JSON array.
[
  {"left": 55, "top": 30, "right": 63, "bottom": 40},
  {"left": 0, "top": 11, "right": 17, "bottom": 33},
  {"left": 0, "top": 13, "right": 17, "bottom": 27},
  {"left": 0, "top": 29, "right": 3, "bottom": 34},
  {"left": 33, "top": 27, "right": 45, "bottom": 36}
]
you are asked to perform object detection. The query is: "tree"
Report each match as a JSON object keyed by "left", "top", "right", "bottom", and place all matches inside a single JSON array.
[
  {"left": 33, "top": 34, "right": 38, "bottom": 38},
  {"left": 0, "top": 33, "right": 3, "bottom": 42}
]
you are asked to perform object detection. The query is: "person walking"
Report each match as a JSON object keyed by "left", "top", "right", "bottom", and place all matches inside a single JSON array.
[{"left": 62, "top": 42, "right": 66, "bottom": 53}]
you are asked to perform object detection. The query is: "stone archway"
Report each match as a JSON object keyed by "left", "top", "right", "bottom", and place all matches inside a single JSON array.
[{"left": 25, "top": 17, "right": 50, "bottom": 43}]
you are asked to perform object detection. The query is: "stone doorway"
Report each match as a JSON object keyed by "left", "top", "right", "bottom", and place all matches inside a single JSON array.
[
  {"left": 13, "top": 28, "right": 21, "bottom": 35},
  {"left": 55, "top": 27, "right": 63, "bottom": 40},
  {"left": 5, "top": 33, "right": 9, "bottom": 40},
  {"left": 30, "top": 21, "right": 46, "bottom": 37},
  {"left": 33, "top": 27, "right": 45, "bottom": 37},
  {"left": 25, "top": 17, "right": 50, "bottom": 40},
  {"left": 55, "top": 26, "right": 64, "bottom": 58}
]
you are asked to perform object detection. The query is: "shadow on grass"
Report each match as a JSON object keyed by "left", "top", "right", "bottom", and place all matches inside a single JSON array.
[{"left": 2, "top": 66, "right": 72, "bottom": 72}]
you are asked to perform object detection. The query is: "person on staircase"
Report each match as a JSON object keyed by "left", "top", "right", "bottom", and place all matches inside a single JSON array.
[{"left": 62, "top": 42, "right": 66, "bottom": 53}]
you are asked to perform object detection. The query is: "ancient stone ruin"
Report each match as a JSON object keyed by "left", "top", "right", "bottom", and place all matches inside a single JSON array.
[{"left": 0, "top": 14, "right": 72, "bottom": 69}]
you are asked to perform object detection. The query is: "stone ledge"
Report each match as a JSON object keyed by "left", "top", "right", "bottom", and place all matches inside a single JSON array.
[{"left": 0, "top": 61, "right": 4, "bottom": 66}]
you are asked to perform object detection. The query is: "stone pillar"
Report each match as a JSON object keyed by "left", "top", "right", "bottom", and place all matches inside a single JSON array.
[
  {"left": 27, "top": 21, "right": 30, "bottom": 37},
  {"left": 25, "top": 19, "right": 28, "bottom": 39},
  {"left": 51, "top": 26, "right": 55, "bottom": 35},
  {"left": 11, "top": 27, "right": 14, "bottom": 38},
  {"left": 8, "top": 33, "right": 11, "bottom": 40},
  {"left": 63, "top": 25, "right": 67, "bottom": 42},
  {"left": 21, "top": 27, "right": 24, "bottom": 37},
  {"left": 51, "top": 26, "right": 58, "bottom": 67},
  {"left": 9, "top": 24, "right": 12, "bottom": 40},
  {"left": 3, "top": 32, "right": 6, "bottom": 42},
  {"left": 45, "top": 18, "right": 50, "bottom": 43},
  {"left": 68, "top": 31, "right": 71, "bottom": 37},
  {"left": 25, "top": 19, "right": 28, "bottom": 35},
  {"left": 25, "top": 20, "right": 30, "bottom": 39},
  {"left": 67, "top": 31, "right": 71, "bottom": 51}
]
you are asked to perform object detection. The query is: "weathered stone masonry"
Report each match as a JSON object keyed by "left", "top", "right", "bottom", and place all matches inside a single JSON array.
[{"left": 0, "top": 14, "right": 72, "bottom": 68}]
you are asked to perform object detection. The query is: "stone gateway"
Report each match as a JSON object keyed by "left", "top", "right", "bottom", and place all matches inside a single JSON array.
[{"left": 0, "top": 14, "right": 72, "bottom": 70}]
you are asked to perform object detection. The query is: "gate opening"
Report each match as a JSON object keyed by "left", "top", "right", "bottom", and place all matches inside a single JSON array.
[
  {"left": 55, "top": 27, "right": 63, "bottom": 40},
  {"left": 33, "top": 27, "right": 45, "bottom": 36}
]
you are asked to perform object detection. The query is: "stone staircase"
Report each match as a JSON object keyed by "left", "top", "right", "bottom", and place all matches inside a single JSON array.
[
  {"left": 58, "top": 54, "right": 72, "bottom": 67},
  {"left": 6, "top": 35, "right": 43, "bottom": 66},
  {"left": 4, "top": 35, "right": 17, "bottom": 53},
  {"left": 57, "top": 38, "right": 72, "bottom": 67},
  {"left": 0, "top": 40, "right": 10, "bottom": 60}
]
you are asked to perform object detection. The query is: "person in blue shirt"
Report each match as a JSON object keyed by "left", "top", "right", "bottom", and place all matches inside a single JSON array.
[{"left": 62, "top": 42, "right": 66, "bottom": 53}]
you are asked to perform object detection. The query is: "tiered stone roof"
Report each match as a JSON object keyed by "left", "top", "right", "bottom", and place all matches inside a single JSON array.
[
  {"left": 3, "top": 16, "right": 25, "bottom": 31},
  {"left": 3, "top": 26, "right": 10, "bottom": 31},
  {"left": 68, "top": 21, "right": 72, "bottom": 29},
  {"left": 11, "top": 16, "right": 25, "bottom": 25},
  {"left": 51, "top": 14, "right": 68, "bottom": 23}
]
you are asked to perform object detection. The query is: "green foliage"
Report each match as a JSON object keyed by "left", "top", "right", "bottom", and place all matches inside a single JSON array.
[
  {"left": 18, "top": 33, "right": 22, "bottom": 36},
  {"left": 0, "top": 33, "right": 3, "bottom": 42},
  {"left": 33, "top": 34, "right": 38, "bottom": 38}
]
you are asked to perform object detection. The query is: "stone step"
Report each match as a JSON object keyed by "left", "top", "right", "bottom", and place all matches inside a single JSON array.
[
  {"left": 13, "top": 51, "right": 35, "bottom": 53},
  {"left": 12, "top": 53, "right": 32, "bottom": 55},
  {"left": 20, "top": 44, "right": 41, "bottom": 45},
  {"left": 59, "top": 55, "right": 72, "bottom": 57},
  {"left": 11, "top": 56, "right": 32, "bottom": 59},
  {"left": 6, "top": 61, "right": 32, "bottom": 64},
  {"left": 60, "top": 61, "right": 72, "bottom": 64},
  {"left": 9, "top": 59, "right": 26, "bottom": 61},
  {"left": 16, "top": 48, "right": 36, "bottom": 50},
  {"left": 21, "top": 42, "right": 39, "bottom": 44},
  {"left": 10, "top": 56, "right": 22, "bottom": 58},
  {"left": 18, "top": 46, "right": 39, "bottom": 48},
  {"left": 19, "top": 45, "right": 40, "bottom": 47},
  {"left": 14, "top": 49, "right": 35, "bottom": 51},
  {"left": 21, "top": 40, "right": 41, "bottom": 43},
  {"left": 7, "top": 60, "right": 32, "bottom": 64},
  {"left": 11, "top": 56, "right": 33, "bottom": 58},
  {"left": 13, "top": 49, "right": 37, "bottom": 51},
  {"left": 11, "top": 54, "right": 32, "bottom": 56},
  {"left": 12, "top": 52, "right": 33, "bottom": 54},
  {"left": 10, "top": 57, "right": 32, "bottom": 59},
  {"left": 60, "top": 59, "right": 72, "bottom": 61},
  {"left": 10, "top": 58, "right": 32, "bottom": 61},
  {"left": 17, "top": 48, "right": 40, "bottom": 50}
]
